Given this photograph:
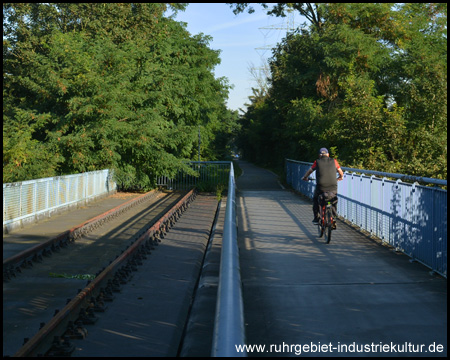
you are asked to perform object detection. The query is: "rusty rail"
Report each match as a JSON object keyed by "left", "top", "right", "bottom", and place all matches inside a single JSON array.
[
  {"left": 3, "top": 190, "right": 160, "bottom": 282},
  {"left": 13, "top": 189, "right": 196, "bottom": 357}
]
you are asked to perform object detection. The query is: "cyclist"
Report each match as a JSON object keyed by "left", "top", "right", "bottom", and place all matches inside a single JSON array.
[{"left": 302, "top": 148, "right": 344, "bottom": 227}]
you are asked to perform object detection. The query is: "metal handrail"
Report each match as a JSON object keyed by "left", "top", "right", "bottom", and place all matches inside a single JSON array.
[{"left": 212, "top": 162, "right": 246, "bottom": 357}]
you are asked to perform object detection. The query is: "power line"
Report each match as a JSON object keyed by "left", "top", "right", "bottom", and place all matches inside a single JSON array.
[{"left": 250, "top": 10, "right": 296, "bottom": 87}]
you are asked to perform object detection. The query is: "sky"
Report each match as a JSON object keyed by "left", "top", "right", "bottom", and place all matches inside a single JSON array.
[{"left": 168, "top": 3, "right": 306, "bottom": 113}]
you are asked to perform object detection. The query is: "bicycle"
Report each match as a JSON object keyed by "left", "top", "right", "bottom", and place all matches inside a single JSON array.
[
  {"left": 317, "top": 192, "right": 336, "bottom": 244},
  {"left": 305, "top": 177, "right": 336, "bottom": 244}
]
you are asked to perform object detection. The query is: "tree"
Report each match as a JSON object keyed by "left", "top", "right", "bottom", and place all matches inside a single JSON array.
[
  {"left": 4, "top": 3, "right": 239, "bottom": 187},
  {"left": 228, "top": 3, "right": 324, "bottom": 31},
  {"left": 232, "top": 3, "right": 447, "bottom": 179}
]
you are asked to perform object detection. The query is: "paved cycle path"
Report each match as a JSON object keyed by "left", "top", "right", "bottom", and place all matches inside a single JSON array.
[{"left": 235, "top": 161, "right": 447, "bottom": 357}]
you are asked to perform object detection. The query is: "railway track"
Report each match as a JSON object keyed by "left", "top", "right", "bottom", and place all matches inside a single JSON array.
[{"left": 3, "top": 189, "right": 199, "bottom": 357}]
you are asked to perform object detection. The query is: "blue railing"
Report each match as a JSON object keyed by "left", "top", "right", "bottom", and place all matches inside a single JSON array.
[
  {"left": 211, "top": 161, "right": 246, "bottom": 356},
  {"left": 286, "top": 159, "right": 447, "bottom": 278}
]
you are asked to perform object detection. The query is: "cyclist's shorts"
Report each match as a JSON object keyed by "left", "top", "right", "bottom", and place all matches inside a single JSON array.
[{"left": 319, "top": 191, "right": 338, "bottom": 205}]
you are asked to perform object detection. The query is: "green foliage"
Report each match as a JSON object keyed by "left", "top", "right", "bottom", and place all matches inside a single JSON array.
[
  {"left": 233, "top": 3, "right": 447, "bottom": 180},
  {"left": 3, "top": 3, "right": 239, "bottom": 189},
  {"left": 49, "top": 272, "right": 95, "bottom": 280},
  {"left": 193, "top": 164, "right": 230, "bottom": 194},
  {"left": 3, "top": 110, "right": 64, "bottom": 182}
]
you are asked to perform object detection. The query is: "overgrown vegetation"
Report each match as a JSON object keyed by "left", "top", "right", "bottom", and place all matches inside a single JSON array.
[
  {"left": 230, "top": 3, "right": 447, "bottom": 180},
  {"left": 4, "top": 3, "right": 446, "bottom": 189},
  {"left": 3, "top": 3, "right": 240, "bottom": 189}
]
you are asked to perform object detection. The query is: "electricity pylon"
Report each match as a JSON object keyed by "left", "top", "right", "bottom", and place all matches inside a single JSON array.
[{"left": 250, "top": 9, "right": 296, "bottom": 96}]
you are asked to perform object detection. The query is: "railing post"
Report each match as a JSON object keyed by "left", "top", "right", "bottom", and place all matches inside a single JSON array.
[{"left": 19, "top": 182, "right": 23, "bottom": 220}]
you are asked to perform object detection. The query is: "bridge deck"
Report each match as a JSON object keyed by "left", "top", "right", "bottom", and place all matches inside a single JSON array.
[
  {"left": 70, "top": 194, "right": 219, "bottom": 357},
  {"left": 3, "top": 161, "right": 447, "bottom": 357},
  {"left": 3, "top": 192, "right": 219, "bottom": 357},
  {"left": 236, "top": 161, "right": 447, "bottom": 357}
]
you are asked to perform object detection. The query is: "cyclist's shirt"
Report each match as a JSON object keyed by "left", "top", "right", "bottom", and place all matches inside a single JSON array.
[{"left": 311, "top": 157, "right": 341, "bottom": 193}]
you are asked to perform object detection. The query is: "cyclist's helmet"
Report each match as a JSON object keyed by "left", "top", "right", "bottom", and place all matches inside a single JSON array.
[{"left": 319, "top": 148, "right": 329, "bottom": 155}]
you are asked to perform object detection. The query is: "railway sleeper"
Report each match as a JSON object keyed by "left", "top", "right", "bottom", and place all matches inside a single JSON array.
[
  {"left": 142, "top": 242, "right": 153, "bottom": 254},
  {"left": 122, "top": 264, "right": 133, "bottom": 277},
  {"left": 128, "top": 258, "right": 140, "bottom": 269},
  {"left": 21, "top": 259, "right": 33, "bottom": 269},
  {"left": 133, "top": 254, "right": 144, "bottom": 265},
  {"left": 152, "top": 238, "right": 160, "bottom": 246},
  {"left": 51, "top": 243, "right": 61, "bottom": 252},
  {"left": 147, "top": 238, "right": 155, "bottom": 248},
  {"left": 94, "top": 300, "right": 107, "bottom": 313},
  {"left": 116, "top": 267, "right": 128, "bottom": 278},
  {"left": 65, "top": 320, "right": 88, "bottom": 340},
  {"left": 71, "top": 229, "right": 81, "bottom": 240},
  {"left": 141, "top": 250, "right": 150, "bottom": 258},
  {"left": 110, "top": 278, "right": 122, "bottom": 292},
  {"left": 60, "top": 239, "right": 69, "bottom": 248},
  {"left": 100, "top": 287, "right": 115, "bottom": 302},
  {"left": 32, "top": 252, "right": 43, "bottom": 263},
  {"left": 78, "top": 307, "right": 99, "bottom": 325},
  {"left": 138, "top": 246, "right": 149, "bottom": 258},
  {"left": 3, "top": 267, "right": 17, "bottom": 281},
  {"left": 45, "top": 335, "right": 75, "bottom": 357},
  {"left": 117, "top": 272, "right": 128, "bottom": 285},
  {"left": 95, "top": 294, "right": 109, "bottom": 310},
  {"left": 89, "top": 296, "right": 107, "bottom": 312}
]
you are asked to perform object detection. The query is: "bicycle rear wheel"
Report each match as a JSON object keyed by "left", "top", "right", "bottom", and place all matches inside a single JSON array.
[
  {"left": 317, "top": 205, "right": 326, "bottom": 237},
  {"left": 325, "top": 210, "right": 332, "bottom": 243},
  {"left": 317, "top": 209, "right": 324, "bottom": 237},
  {"left": 325, "top": 224, "right": 331, "bottom": 243}
]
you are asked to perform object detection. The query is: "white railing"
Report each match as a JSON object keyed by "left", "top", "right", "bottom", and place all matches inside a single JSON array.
[{"left": 3, "top": 170, "right": 116, "bottom": 233}]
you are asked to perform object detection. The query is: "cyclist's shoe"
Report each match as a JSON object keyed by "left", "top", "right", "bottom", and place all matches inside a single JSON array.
[
  {"left": 312, "top": 216, "right": 320, "bottom": 224},
  {"left": 332, "top": 220, "right": 337, "bottom": 229}
]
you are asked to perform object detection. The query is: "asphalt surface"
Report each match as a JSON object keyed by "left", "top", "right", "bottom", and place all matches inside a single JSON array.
[{"left": 235, "top": 160, "right": 447, "bottom": 357}]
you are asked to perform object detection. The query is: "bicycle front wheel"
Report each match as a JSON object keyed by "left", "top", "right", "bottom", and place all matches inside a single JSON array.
[{"left": 318, "top": 222, "right": 324, "bottom": 237}]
